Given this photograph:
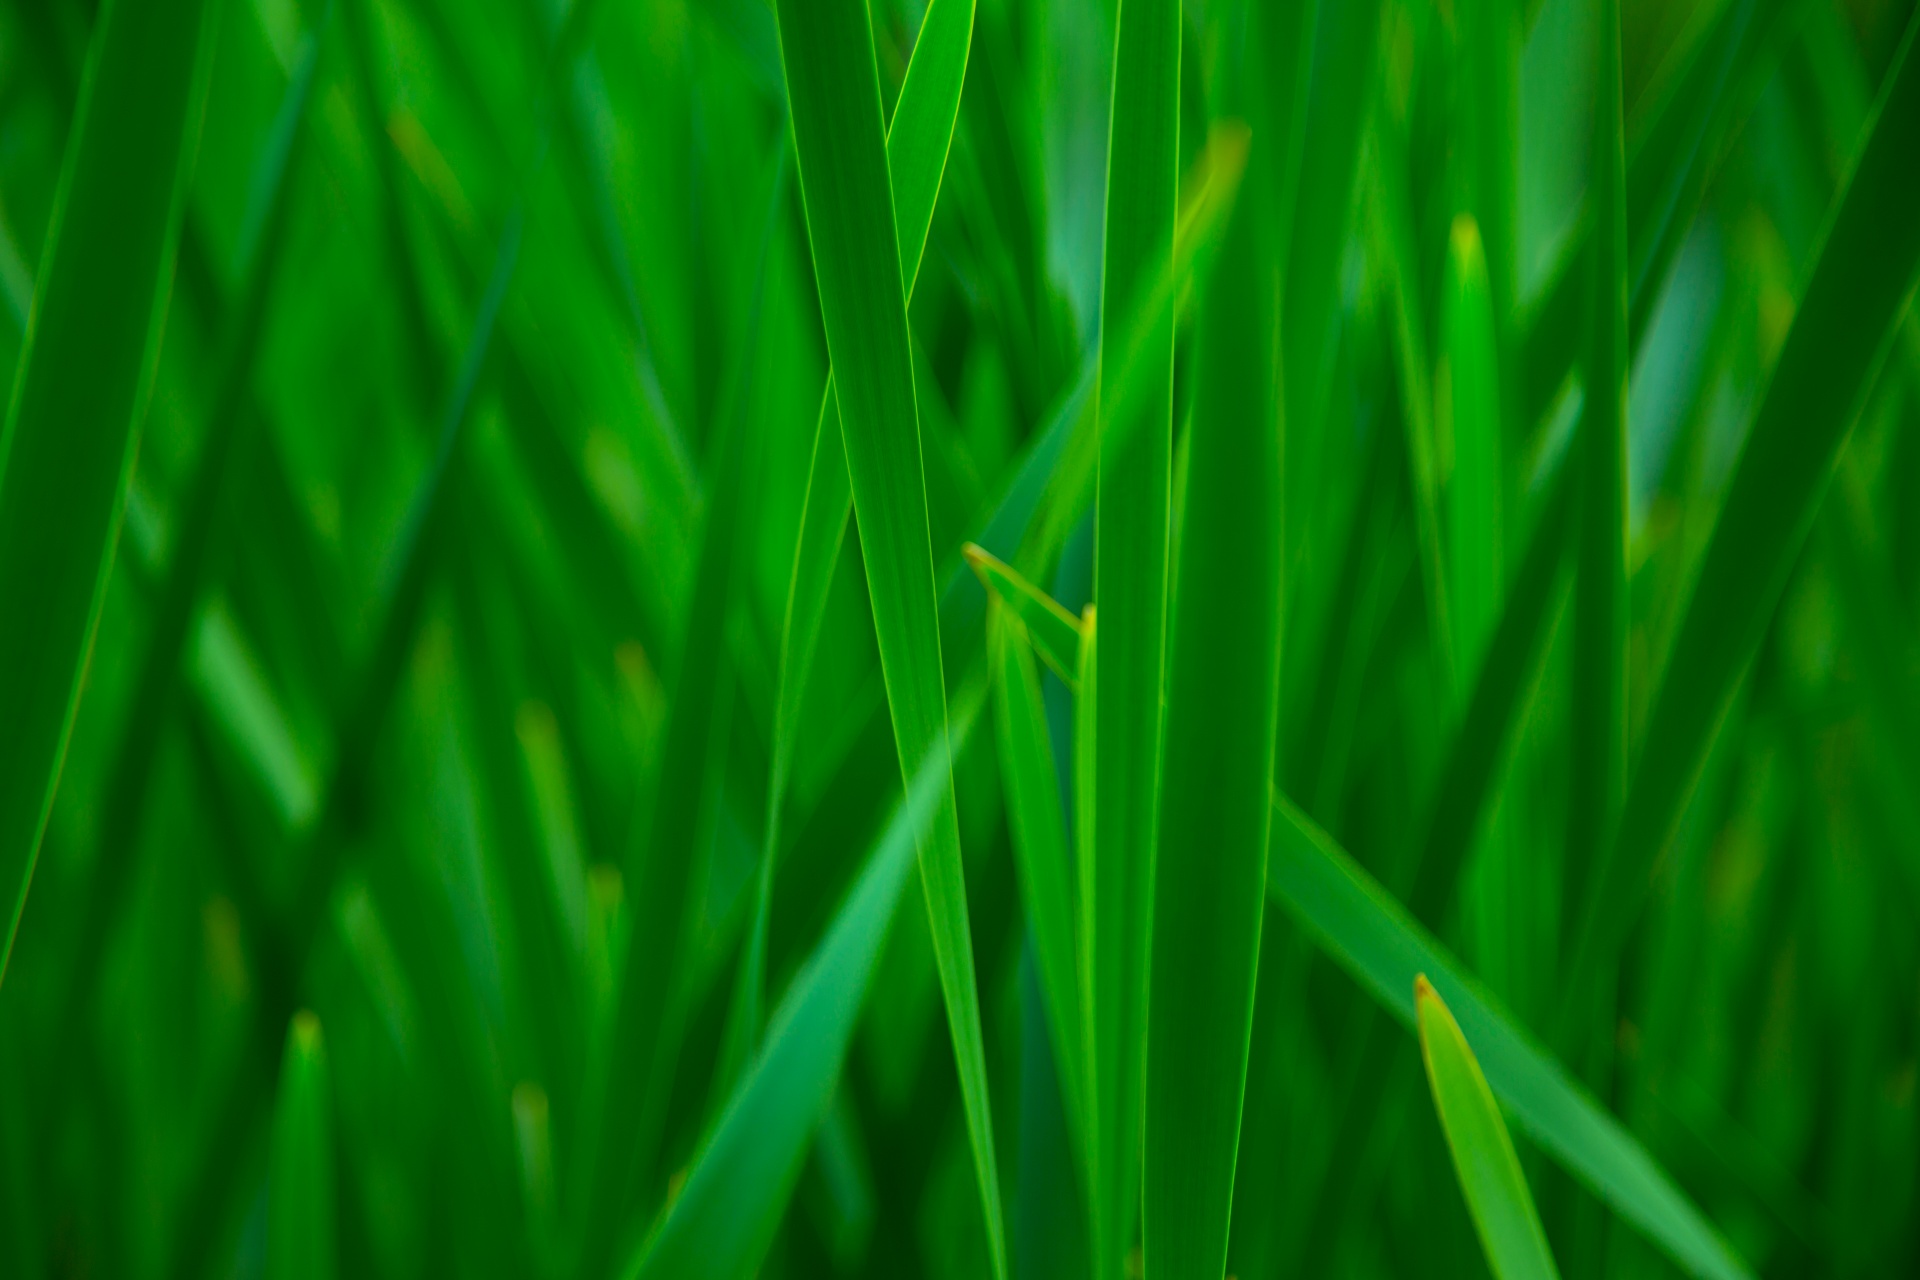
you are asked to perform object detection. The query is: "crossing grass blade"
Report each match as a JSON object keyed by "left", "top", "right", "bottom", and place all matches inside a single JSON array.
[
  {"left": 0, "top": 0, "right": 222, "bottom": 978},
  {"left": 1142, "top": 79, "right": 1282, "bottom": 1280},
  {"left": 624, "top": 692, "right": 983, "bottom": 1280},
  {"left": 1567, "top": 6, "right": 1920, "bottom": 1013},
  {"left": 267, "top": 1012, "right": 337, "bottom": 1280},
  {"left": 1087, "top": 0, "right": 1181, "bottom": 1271},
  {"left": 989, "top": 606, "right": 1087, "bottom": 1178},
  {"left": 1416, "top": 977, "right": 1562, "bottom": 1280},
  {"left": 736, "top": 0, "right": 977, "bottom": 1068},
  {"left": 968, "top": 543, "right": 1084, "bottom": 684},
  {"left": 772, "top": 0, "right": 1007, "bottom": 1273},
  {"left": 1267, "top": 793, "right": 1753, "bottom": 1280},
  {"left": 1566, "top": 0, "right": 1631, "bottom": 910}
]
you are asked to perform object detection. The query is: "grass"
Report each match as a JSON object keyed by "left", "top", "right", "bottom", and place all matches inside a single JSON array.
[{"left": 1, "top": 0, "right": 1919, "bottom": 1276}]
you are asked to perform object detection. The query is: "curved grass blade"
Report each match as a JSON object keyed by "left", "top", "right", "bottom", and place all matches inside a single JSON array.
[
  {"left": 773, "top": 0, "right": 1007, "bottom": 1272},
  {"left": 1567, "top": 7, "right": 1920, "bottom": 1013},
  {"left": 1566, "top": 0, "right": 1630, "bottom": 898},
  {"left": 734, "top": 0, "right": 978, "bottom": 1076},
  {"left": 1143, "top": 90, "right": 1282, "bottom": 1280},
  {"left": 1416, "top": 977, "right": 1562, "bottom": 1280},
  {"left": 990, "top": 606, "right": 1087, "bottom": 1179},
  {"left": 969, "top": 543, "right": 1084, "bottom": 684},
  {"left": 0, "top": 0, "right": 222, "bottom": 978},
  {"left": 1268, "top": 793, "right": 1752, "bottom": 1280},
  {"left": 1087, "top": 0, "right": 1181, "bottom": 1270},
  {"left": 624, "top": 692, "right": 983, "bottom": 1280},
  {"left": 267, "top": 1012, "right": 336, "bottom": 1280}
]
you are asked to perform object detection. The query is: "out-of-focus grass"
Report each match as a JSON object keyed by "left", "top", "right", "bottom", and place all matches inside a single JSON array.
[{"left": 0, "top": 0, "right": 1917, "bottom": 1277}]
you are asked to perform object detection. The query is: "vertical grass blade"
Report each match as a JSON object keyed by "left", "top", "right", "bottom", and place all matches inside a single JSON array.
[
  {"left": 0, "top": 0, "right": 222, "bottom": 977},
  {"left": 1088, "top": 0, "right": 1180, "bottom": 1270},
  {"left": 1568, "top": 6, "right": 1920, "bottom": 1008},
  {"left": 1143, "top": 73, "right": 1282, "bottom": 1280},
  {"left": 1267, "top": 795, "right": 1753, "bottom": 1280},
  {"left": 1566, "top": 0, "right": 1630, "bottom": 897},
  {"left": 773, "top": 1, "right": 1007, "bottom": 1273},
  {"left": 1416, "top": 976, "right": 1562, "bottom": 1280},
  {"left": 990, "top": 606, "right": 1087, "bottom": 1177},
  {"left": 1444, "top": 216, "right": 1505, "bottom": 696},
  {"left": 625, "top": 696, "right": 983, "bottom": 1280},
  {"left": 267, "top": 1012, "right": 337, "bottom": 1280}
]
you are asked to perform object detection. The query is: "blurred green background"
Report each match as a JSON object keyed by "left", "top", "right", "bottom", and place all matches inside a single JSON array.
[{"left": 0, "top": 0, "right": 1917, "bottom": 1276}]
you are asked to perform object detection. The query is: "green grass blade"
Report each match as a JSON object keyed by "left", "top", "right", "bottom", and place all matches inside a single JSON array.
[
  {"left": 990, "top": 606, "right": 1087, "bottom": 1177},
  {"left": 1143, "top": 88, "right": 1282, "bottom": 1280},
  {"left": 1444, "top": 216, "right": 1505, "bottom": 697},
  {"left": 773, "top": 0, "right": 1007, "bottom": 1273},
  {"left": 0, "top": 0, "right": 222, "bottom": 977},
  {"left": 267, "top": 1012, "right": 337, "bottom": 1280},
  {"left": 1416, "top": 977, "right": 1562, "bottom": 1280},
  {"left": 738, "top": 0, "right": 979, "bottom": 1070},
  {"left": 968, "top": 543, "right": 1084, "bottom": 685},
  {"left": 1267, "top": 794, "right": 1753, "bottom": 1280},
  {"left": 1568, "top": 6, "right": 1920, "bottom": 1011},
  {"left": 1087, "top": 0, "right": 1181, "bottom": 1269},
  {"left": 625, "top": 692, "right": 984, "bottom": 1280},
  {"left": 1566, "top": 0, "right": 1630, "bottom": 896}
]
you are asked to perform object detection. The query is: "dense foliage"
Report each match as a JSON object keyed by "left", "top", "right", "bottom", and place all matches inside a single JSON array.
[{"left": 0, "top": 0, "right": 1917, "bottom": 1276}]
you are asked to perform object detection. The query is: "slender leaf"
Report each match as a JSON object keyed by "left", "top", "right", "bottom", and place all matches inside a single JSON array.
[
  {"left": 1566, "top": 0, "right": 1631, "bottom": 891},
  {"left": 1269, "top": 793, "right": 1753, "bottom": 1280},
  {"left": 1085, "top": 0, "right": 1181, "bottom": 1269},
  {"left": 0, "top": 0, "right": 222, "bottom": 975},
  {"left": 773, "top": 0, "right": 1007, "bottom": 1272},
  {"left": 989, "top": 605, "right": 1086, "bottom": 1176},
  {"left": 1142, "top": 63, "right": 1282, "bottom": 1279},
  {"left": 626, "top": 691, "right": 983, "bottom": 1280},
  {"left": 1417, "top": 977, "right": 1562, "bottom": 1280},
  {"left": 267, "top": 1012, "right": 336, "bottom": 1280}
]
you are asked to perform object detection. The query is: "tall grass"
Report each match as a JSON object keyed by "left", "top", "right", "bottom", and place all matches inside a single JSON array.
[{"left": 0, "top": 0, "right": 1917, "bottom": 1276}]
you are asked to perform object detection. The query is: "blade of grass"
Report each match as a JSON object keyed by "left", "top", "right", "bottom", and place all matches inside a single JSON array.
[
  {"left": 1445, "top": 216, "right": 1506, "bottom": 699},
  {"left": 267, "top": 1011, "right": 337, "bottom": 1280},
  {"left": 1416, "top": 976, "right": 1562, "bottom": 1280},
  {"left": 1565, "top": 6, "right": 1920, "bottom": 1021},
  {"left": 1142, "top": 55, "right": 1282, "bottom": 1279},
  {"left": 623, "top": 690, "right": 983, "bottom": 1280},
  {"left": 0, "top": 0, "right": 223, "bottom": 978},
  {"left": 1267, "top": 793, "right": 1753, "bottom": 1280},
  {"left": 1087, "top": 0, "right": 1181, "bottom": 1270},
  {"left": 732, "top": 0, "right": 978, "bottom": 1085},
  {"left": 772, "top": 0, "right": 1007, "bottom": 1273},
  {"left": 49, "top": 16, "right": 325, "bottom": 1062},
  {"left": 989, "top": 605, "right": 1087, "bottom": 1182},
  {"left": 1566, "top": 0, "right": 1630, "bottom": 930}
]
